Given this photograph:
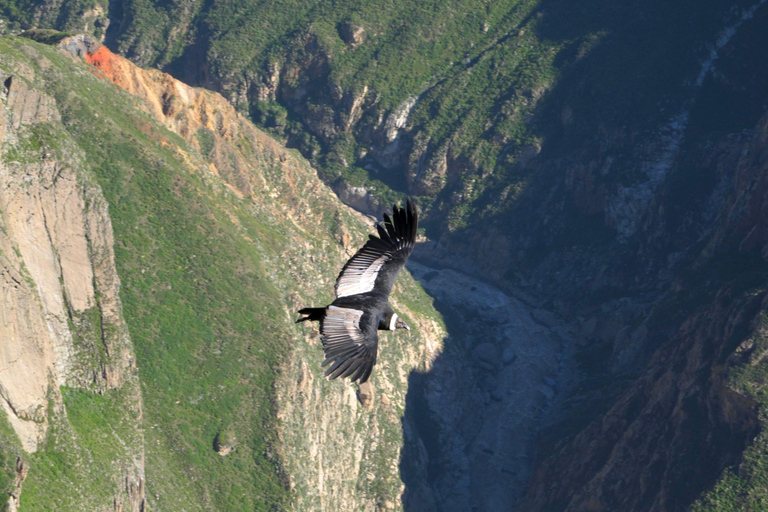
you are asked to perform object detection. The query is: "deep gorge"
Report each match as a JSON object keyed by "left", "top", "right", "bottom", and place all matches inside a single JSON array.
[{"left": 3, "top": 0, "right": 768, "bottom": 510}]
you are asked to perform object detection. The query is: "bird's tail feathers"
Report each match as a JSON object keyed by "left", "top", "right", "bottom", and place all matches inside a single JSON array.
[{"left": 296, "top": 307, "right": 326, "bottom": 323}]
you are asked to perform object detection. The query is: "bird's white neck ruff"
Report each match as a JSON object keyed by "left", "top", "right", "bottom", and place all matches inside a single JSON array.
[{"left": 389, "top": 313, "right": 398, "bottom": 331}]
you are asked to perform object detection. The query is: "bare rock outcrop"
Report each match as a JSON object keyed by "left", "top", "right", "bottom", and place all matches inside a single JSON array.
[
  {"left": 0, "top": 44, "right": 145, "bottom": 511},
  {"left": 0, "top": 77, "right": 134, "bottom": 450},
  {"left": 357, "top": 381, "right": 374, "bottom": 408},
  {"left": 214, "top": 429, "right": 237, "bottom": 456},
  {"left": 4, "top": 75, "right": 60, "bottom": 128},
  {"left": 7, "top": 457, "right": 28, "bottom": 512},
  {"left": 339, "top": 22, "right": 365, "bottom": 46},
  {"left": 522, "top": 289, "right": 761, "bottom": 512}
]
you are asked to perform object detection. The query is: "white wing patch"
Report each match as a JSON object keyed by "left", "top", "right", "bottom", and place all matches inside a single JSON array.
[
  {"left": 335, "top": 254, "right": 389, "bottom": 297},
  {"left": 323, "top": 306, "right": 365, "bottom": 342}
]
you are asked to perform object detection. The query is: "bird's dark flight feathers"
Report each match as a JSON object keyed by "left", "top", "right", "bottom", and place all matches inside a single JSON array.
[
  {"left": 296, "top": 199, "right": 418, "bottom": 383},
  {"left": 319, "top": 306, "right": 377, "bottom": 382}
]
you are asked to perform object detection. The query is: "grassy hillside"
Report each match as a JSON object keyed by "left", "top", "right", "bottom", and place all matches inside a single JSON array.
[
  {"left": 94, "top": 2, "right": 768, "bottom": 511},
  {"left": 0, "top": 33, "right": 446, "bottom": 511},
  {"left": 88, "top": 0, "right": 760, "bottom": 232},
  {"left": 4, "top": 0, "right": 763, "bottom": 235},
  {"left": 4, "top": 0, "right": 768, "bottom": 508},
  {"left": 0, "top": 34, "right": 290, "bottom": 510}
]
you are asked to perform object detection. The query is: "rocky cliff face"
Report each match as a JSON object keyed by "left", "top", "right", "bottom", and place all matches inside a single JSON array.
[
  {"left": 399, "top": 5, "right": 768, "bottom": 510},
  {"left": 0, "top": 39, "right": 144, "bottom": 511},
  {"left": 66, "top": 38, "right": 442, "bottom": 511},
  {"left": 512, "top": 20, "right": 768, "bottom": 509},
  {"left": 6, "top": 1, "right": 768, "bottom": 507},
  {"left": 523, "top": 288, "right": 763, "bottom": 511}
]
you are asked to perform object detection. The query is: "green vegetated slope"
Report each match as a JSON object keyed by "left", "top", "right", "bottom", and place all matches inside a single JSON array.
[
  {"left": 4, "top": 0, "right": 763, "bottom": 231},
  {"left": 692, "top": 313, "right": 768, "bottom": 512},
  {"left": 0, "top": 35, "right": 441, "bottom": 511},
  {"left": 0, "top": 34, "right": 287, "bottom": 510},
  {"left": 79, "top": 0, "right": 758, "bottom": 231},
  {"left": 0, "top": 0, "right": 107, "bottom": 37},
  {"left": 19, "top": 388, "right": 144, "bottom": 510},
  {"left": 4, "top": 0, "right": 765, "bottom": 235}
]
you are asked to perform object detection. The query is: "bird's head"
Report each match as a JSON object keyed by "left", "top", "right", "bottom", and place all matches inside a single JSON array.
[{"left": 387, "top": 312, "right": 410, "bottom": 331}]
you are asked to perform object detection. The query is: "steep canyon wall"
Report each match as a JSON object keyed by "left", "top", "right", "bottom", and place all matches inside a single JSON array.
[{"left": 0, "top": 39, "right": 144, "bottom": 511}]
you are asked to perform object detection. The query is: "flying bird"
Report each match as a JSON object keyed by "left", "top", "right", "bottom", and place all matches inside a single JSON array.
[{"left": 296, "top": 199, "right": 418, "bottom": 383}]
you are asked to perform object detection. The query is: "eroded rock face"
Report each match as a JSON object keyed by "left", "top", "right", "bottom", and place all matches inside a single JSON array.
[
  {"left": 0, "top": 76, "right": 136, "bottom": 449},
  {"left": 4, "top": 74, "right": 60, "bottom": 128},
  {"left": 522, "top": 289, "right": 762, "bottom": 512},
  {"left": 73, "top": 41, "right": 441, "bottom": 511},
  {"left": 513, "top": 80, "right": 768, "bottom": 512},
  {"left": 0, "top": 77, "right": 71, "bottom": 451},
  {"left": 0, "top": 45, "right": 145, "bottom": 511},
  {"left": 339, "top": 22, "right": 365, "bottom": 46},
  {"left": 7, "top": 457, "right": 28, "bottom": 512},
  {"left": 333, "top": 180, "right": 385, "bottom": 216},
  {"left": 357, "top": 381, "right": 374, "bottom": 408},
  {"left": 702, "top": 115, "right": 768, "bottom": 259}
]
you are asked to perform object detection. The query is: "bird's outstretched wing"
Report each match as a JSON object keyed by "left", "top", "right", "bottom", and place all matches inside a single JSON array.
[
  {"left": 321, "top": 306, "right": 378, "bottom": 383},
  {"left": 335, "top": 198, "right": 418, "bottom": 298}
]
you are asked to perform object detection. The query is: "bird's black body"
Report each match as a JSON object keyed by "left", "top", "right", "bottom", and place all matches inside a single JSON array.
[{"left": 297, "top": 199, "right": 418, "bottom": 383}]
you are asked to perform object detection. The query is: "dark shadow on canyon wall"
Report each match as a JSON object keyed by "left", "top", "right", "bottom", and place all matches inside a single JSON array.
[
  {"left": 398, "top": 260, "right": 571, "bottom": 511},
  {"left": 399, "top": 0, "right": 768, "bottom": 510}
]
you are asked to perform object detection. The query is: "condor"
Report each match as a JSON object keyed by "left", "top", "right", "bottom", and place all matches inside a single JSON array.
[{"left": 297, "top": 199, "right": 418, "bottom": 383}]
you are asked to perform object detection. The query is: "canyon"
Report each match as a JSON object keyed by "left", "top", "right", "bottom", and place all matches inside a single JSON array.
[{"left": 2, "top": 0, "right": 768, "bottom": 509}]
